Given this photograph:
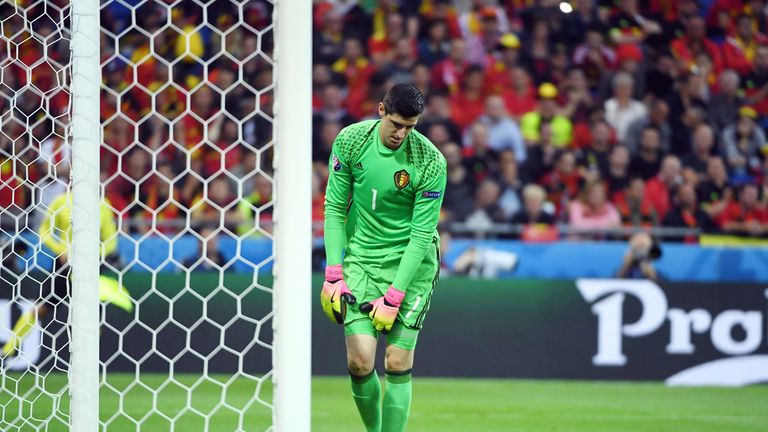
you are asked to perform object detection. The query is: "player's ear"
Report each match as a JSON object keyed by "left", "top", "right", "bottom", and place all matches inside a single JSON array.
[{"left": 378, "top": 102, "right": 385, "bottom": 118}]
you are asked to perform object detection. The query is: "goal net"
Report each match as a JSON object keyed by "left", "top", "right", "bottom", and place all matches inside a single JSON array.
[{"left": 0, "top": 0, "right": 309, "bottom": 430}]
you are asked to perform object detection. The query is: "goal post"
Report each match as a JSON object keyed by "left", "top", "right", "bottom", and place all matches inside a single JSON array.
[
  {"left": 273, "top": 0, "right": 312, "bottom": 430},
  {"left": 69, "top": 0, "right": 102, "bottom": 429}
]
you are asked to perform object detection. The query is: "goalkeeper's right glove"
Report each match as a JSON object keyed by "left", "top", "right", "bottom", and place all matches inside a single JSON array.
[{"left": 320, "top": 264, "right": 357, "bottom": 324}]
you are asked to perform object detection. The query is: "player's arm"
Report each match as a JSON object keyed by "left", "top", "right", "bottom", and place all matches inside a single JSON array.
[
  {"left": 392, "top": 156, "right": 447, "bottom": 290},
  {"left": 362, "top": 156, "right": 447, "bottom": 332},
  {"left": 39, "top": 194, "right": 69, "bottom": 258},
  {"left": 321, "top": 133, "right": 357, "bottom": 324},
  {"left": 100, "top": 203, "right": 118, "bottom": 258}
]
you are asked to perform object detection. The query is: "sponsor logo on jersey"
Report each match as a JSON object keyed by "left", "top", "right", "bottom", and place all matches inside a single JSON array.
[
  {"left": 422, "top": 191, "right": 441, "bottom": 199},
  {"left": 393, "top": 169, "right": 410, "bottom": 190},
  {"left": 332, "top": 154, "right": 342, "bottom": 172}
]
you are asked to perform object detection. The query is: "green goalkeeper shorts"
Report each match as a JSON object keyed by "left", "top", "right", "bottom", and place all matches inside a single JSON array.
[{"left": 343, "top": 237, "right": 440, "bottom": 350}]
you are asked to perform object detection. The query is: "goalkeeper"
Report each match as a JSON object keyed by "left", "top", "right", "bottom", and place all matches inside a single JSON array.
[
  {"left": 321, "top": 83, "right": 446, "bottom": 432},
  {"left": 2, "top": 191, "right": 132, "bottom": 358}
]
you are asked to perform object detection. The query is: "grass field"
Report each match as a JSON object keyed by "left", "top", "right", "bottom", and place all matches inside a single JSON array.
[{"left": 1, "top": 373, "right": 766, "bottom": 431}]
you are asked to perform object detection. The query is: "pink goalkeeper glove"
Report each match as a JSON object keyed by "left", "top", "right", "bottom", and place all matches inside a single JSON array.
[
  {"left": 359, "top": 285, "right": 405, "bottom": 332},
  {"left": 320, "top": 264, "right": 357, "bottom": 324}
]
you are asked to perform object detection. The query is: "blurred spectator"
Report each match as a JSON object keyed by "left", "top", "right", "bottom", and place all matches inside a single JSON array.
[
  {"left": 501, "top": 66, "right": 538, "bottom": 120},
  {"left": 667, "top": 72, "right": 709, "bottom": 155},
  {"left": 441, "top": 142, "right": 475, "bottom": 222},
  {"left": 459, "top": 5, "right": 508, "bottom": 64},
  {"left": 743, "top": 45, "right": 768, "bottom": 116},
  {"left": 562, "top": 69, "right": 596, "bottom": 124},
  {"left": 382, "top": 38, "right": 418, "bottom": 84},
  {"left": 604, "top": 72, "right": 647, "bottom": 144},
  {"left": 312, "top": 83, "right": 355, "bottom": 148},
  {"left": 523, "top": 19, "right": 554, "bottom": 85},
  {"left": 463, "top": 122, "right": 499, "bottom": 186},
  {"left": 723, "top": 14, "right": 768, "bottom": 76},
  {"left": 520, "top": 83, "right": 573, "bottom": 148},
  {"left": 697, "top": 156, "right": 734, "bottom": 220},
  {"left": 609, "top": 0, "right": 662, "bottom": 47},
  {"left": 572, "top": 25, "right": 617, "bottom": 89},
  {"left": 718, "top": 183, "right": 768, "bottom": 236},
  {"left": 191, "top": 176, "right": 242, "bottom": 232},
  {"left": 625, "top": 98, "right": 672, "bottom": 156},
  {"left": 472, "top": 95, "right": 525, "bottom": 162},
  {"left": 465, "top": 178, "right": 507, "bottom": 230},
  {"left": 511, "top": 184, "right": 555, "bottom": 225},
  {"left": 721, "top": 106, "right": 767, "bottom": 176},
  {"left": 662, "top": 183, "right": 718, "bottom": 241},
  {"left": 671, "top": 16, "right": 723, "bottom": 76},
  {"left": 484, "top": 33, "right": 522, "bottom": 95},
  {"left": 313, "top": 121, "right": 343, "bottom": 166},
  {"left": 334, "top": 38, "right": 376, "bottom": 114},
  {"left": 644, "top": 155, "right": 683, "bottom": 220},
  {"left": 238, "top": 173, "right": 273, "bottom": 237},
  {"left": 615, "top": 176, "right": 659, "bottom": 227},
  {"left": 708, "top": 70, "right": 744, "bottom": 134},
  {"left": 497, "top": 150, "right": 523, "bottom": 220},
  {"left": 629, "top": 126, "right": 664, "bottom": 180},
  {"left": 605, "top": 144, "right": 632, "bottom": 199},
  {"left": 431, "top": 38, "right": 469, "bottom": 94},
  {"left": 520, "top": 122, "right": 558, "bottom": 183},
  {"left": 449, "top": 65, "right": 487, "bottom": 131},
  {"left": 616, "top": 232, "right": 662, "bottom": 281},
  {"left": 682, "top": 124, "right": 716, "bottom": 178},
  {"left": 542, "top": 150, "right": 581, "bottom": 217},
  {"left": 418, "top": 19, "right": 450, "bottom": 67},
  {"left": 313, "top": 8, "right": 345, "bottom": 64},
  {"left": 568, "top": 180, "right": 621, "bottom": 235},
  {"left": 577, "top": 119, "right": 613, "bottom": 179}
]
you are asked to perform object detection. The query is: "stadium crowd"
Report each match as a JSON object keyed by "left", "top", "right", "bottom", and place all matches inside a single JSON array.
[
  {"left": 2, "top": 0, "right": 768, "bottom": 245},
  {"left": 310, "top": 0, "right": 768, "bottom": 241}
]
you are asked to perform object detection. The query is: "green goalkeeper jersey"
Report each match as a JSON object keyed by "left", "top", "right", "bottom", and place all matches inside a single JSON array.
[{"left": 324, "top": 119, "right": 447, "bottom": 291}]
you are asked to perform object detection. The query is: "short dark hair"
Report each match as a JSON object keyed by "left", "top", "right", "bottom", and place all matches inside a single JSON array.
[{"left": 382, "top": 83, "right": 424, "bottom": 118}]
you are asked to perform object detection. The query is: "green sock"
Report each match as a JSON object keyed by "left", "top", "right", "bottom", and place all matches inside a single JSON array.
[
  {"left": 382, "top": 369, "right": 412, "bottom": 432},
  {"left": 350, "top": 370, "right": 382, "bottom": 432}
]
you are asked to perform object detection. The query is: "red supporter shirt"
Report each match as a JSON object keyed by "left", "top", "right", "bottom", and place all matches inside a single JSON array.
[
  {"left": 501, "top": 87, "right": 537, "bottom": 119},
  {"left": 723, "top": 34, "right": 768, "bottom": 76},
  {"left": 718, "top": 202, "right": 768, "bottom": 226},
  {"left": 670, "top": 36, "right": 724, "bottom": 74},
  {"left": 643, "top": 176, "right": 672, "bottom": 220},
  {"left": 449, "top": 91, "right": 485, "bottom": 131},
  {"left": 431, "top": 59, "right": 467, "bottom": 94}
]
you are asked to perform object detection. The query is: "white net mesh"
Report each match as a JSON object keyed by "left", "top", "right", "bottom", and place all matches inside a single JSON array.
[{"left": 1, "top": 0, "right": 276, "bottom": 430}]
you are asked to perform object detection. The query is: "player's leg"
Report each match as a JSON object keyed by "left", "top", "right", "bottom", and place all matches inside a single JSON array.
[
  {"left": 382, "top": 331, "right": 416, "bottom": 432},
  {"left": 1, "top": 302, "right": 47, "bottom": 357},
  {"left": 346, "top": 330, "right": 381, "bottom": 432},
  {"left": 343, "top": 262, "right": 383, "bottom": 432},
  {"left": 379, "top": 238, "right": 439, "bottom": 432}
]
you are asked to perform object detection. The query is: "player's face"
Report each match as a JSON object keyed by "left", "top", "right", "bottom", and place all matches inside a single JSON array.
[{"left": 378, "top": 102, "right": 419, "bottom": 149}]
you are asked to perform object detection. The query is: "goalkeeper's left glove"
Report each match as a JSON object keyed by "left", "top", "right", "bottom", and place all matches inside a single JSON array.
[
  {"left": 320, "top": 264, "right": 357, "bottom": 324},
  {"left": 359, "top": 285, "right": 404, "bottom": 332}
]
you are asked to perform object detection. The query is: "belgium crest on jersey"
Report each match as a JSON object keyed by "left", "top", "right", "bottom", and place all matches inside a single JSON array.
[{"left": 394, "top": 169, "right": 410, "bottom": 190}]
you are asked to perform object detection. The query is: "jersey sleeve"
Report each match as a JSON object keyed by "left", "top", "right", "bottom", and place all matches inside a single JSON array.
[
  {"left": 323, "top": 134, "right": 353, "bottom": 267},
  {"left": 391, "top": 154, "right": 447, "bottom": 291}
]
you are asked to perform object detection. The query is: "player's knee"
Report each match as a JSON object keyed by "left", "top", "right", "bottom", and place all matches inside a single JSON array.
[
  {"left": 347, "top": 353, "right": 375, "bottom": 376},
  {"left": 384, "top": 349, "right": 413, "bottom": 372}
]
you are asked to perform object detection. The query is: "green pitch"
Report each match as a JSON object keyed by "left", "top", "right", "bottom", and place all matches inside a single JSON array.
[{"left": 1, "top": 373, "right": 766, "bottom": 431}]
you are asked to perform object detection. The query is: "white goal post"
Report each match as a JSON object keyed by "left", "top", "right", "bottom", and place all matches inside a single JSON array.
[{"left": 273, "top": 0, "right": 312, "bottom": 431}]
